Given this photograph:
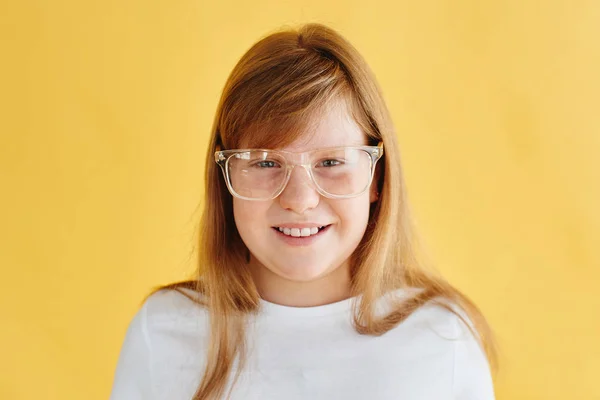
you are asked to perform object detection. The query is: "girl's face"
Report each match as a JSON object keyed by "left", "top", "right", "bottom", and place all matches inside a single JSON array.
[{"left": 232, "top": 101, "right": 378, "bottom": 303}]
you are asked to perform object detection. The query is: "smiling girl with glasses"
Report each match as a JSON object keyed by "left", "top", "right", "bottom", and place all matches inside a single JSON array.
[{"left": 111, "top": 23, "right": 497, "bottom": 400}]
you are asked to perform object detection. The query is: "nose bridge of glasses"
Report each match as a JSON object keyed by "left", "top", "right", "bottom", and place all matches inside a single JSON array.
[
  {"left": 278, "top": 153, "right": 315, "bottom": 196},
  {"left": 282, "top": 151, "right": 316, "bottom": 186},
  {"left": 285, "top": 162, "right": 315, "bottom": 188},
  {"left": 278, "top": 164, "right": 321, "bottom": 207},
  {"left": 282, "top": 150, "right": 312, "bottom": 168}
]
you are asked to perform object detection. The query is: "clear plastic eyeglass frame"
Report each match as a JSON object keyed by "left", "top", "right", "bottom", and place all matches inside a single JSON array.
[{"left": 214, "top": 141, "right": 384, "bottom": 201}]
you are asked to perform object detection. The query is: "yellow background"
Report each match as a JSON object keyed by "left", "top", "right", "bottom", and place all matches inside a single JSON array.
[{"left": 1, "top": 1, "right": 598, "bottom": 399}]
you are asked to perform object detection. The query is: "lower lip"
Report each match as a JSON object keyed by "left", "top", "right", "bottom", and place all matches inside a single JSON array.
[{"left": 272, "top": 225, "right": 332, "bottom": 247}]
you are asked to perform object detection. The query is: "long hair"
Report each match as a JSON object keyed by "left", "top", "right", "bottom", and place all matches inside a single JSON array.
[{"left": 149, "top": 23, "right": 498, "bottom": 399}]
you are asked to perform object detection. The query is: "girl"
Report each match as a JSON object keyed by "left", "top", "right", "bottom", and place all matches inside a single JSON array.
[{"left": 110, "top": 23, "right": 498, "bottom": 400}]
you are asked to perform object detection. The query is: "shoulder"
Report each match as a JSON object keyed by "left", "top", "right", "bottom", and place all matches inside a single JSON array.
[
  {"left": 379, "top": 287, "right": 465, "bottom": 339},
  {"left": 142, "top": 287, "right": 209, "bottom": 327},
  {"left": 407, "top": 292, "right": 495, "bottom": 399},
  {"left": 375, "top": 288, "right": 494, "bottom": 397},
  {"left": 382, "top": 287, "right": 482, "bottom": 341},
  {"left": 110, "top": 288, "right": 208, "bottom": 399},
  {"left": 117, "top": 287, "right": 209, "bottom": 349}
]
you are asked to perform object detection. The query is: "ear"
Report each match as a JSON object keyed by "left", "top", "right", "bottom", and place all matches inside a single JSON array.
[{"left": 369, "top": 163, "right": 382, "bottom": 203}]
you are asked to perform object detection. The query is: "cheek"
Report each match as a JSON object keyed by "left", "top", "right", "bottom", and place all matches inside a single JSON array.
[
  {"left": 332, "top": 196, "right": 372, "bottom": 236},
  {"left": 232, "top": 198, "right": 269, "bottom": 236}
]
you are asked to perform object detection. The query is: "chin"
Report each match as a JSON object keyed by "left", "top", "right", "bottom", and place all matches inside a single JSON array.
[{"left": 269, "top": 261, "right": 332, "bottom": 282}]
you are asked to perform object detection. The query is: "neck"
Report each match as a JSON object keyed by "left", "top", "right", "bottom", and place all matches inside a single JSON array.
[{"left": 248, "top": 257, "right": 353, "bottom": 307}]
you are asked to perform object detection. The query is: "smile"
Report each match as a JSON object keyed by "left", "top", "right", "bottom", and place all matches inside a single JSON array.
[
  {"left": 273, "top": 226, "right": 328, "bottom": 237},
  {"left": 270, "top": 224, "right": 333, "bottom": 247}
]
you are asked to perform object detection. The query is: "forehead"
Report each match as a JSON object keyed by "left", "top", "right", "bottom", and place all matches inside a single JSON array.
[{"left": 283, "top": 101, "right": 367, "bottom": 152}]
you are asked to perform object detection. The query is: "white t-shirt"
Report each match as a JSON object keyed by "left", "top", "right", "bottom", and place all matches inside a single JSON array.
[{"left": 110, "top": 287, "right": 495, "bottom": 399}]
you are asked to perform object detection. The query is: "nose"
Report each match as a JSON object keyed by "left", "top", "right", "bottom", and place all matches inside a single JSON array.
[{"left": 278, "top": 165, "right": 320, "bottom": 214}]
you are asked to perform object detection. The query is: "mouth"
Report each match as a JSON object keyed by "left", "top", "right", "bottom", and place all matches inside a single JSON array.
[{"left": 271, "top": 224, "right": 332, "bottom": 238}]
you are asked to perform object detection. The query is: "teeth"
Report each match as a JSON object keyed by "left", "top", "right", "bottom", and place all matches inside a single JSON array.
[{"left": 275, "top": 226, "right": 325, "bottom": 237}]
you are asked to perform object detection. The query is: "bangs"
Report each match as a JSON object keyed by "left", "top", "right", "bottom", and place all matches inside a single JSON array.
[
  {"left": 218, "top": 33, "right": 366, "bottom": 150},
  {"left": 236, "top": 88, "right": 360, "bottom": 150}
]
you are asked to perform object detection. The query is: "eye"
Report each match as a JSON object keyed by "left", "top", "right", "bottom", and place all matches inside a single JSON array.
[
  {"left": 252, "top": 160, "right": 280, "bottom": 168},
  {"left": 318, "top": 159, "right": 343, "bottom": 167}
]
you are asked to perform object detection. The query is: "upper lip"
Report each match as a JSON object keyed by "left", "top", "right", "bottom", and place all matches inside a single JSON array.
[{"left": 272, "top": 223, "right": 331, "bottom": 229}]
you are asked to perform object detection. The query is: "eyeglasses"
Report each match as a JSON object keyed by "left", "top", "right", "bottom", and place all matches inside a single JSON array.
[{"left": 215, "top": 142, "right": 383, "bottom": 201}]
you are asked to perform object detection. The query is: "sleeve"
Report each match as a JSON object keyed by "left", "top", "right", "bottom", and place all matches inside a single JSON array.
[
  {"left": 451, "top": 312, "right": 496, "bottom": 400},
  {"left": 109, "top": 301, "right": 154, "bottom": 399}
]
